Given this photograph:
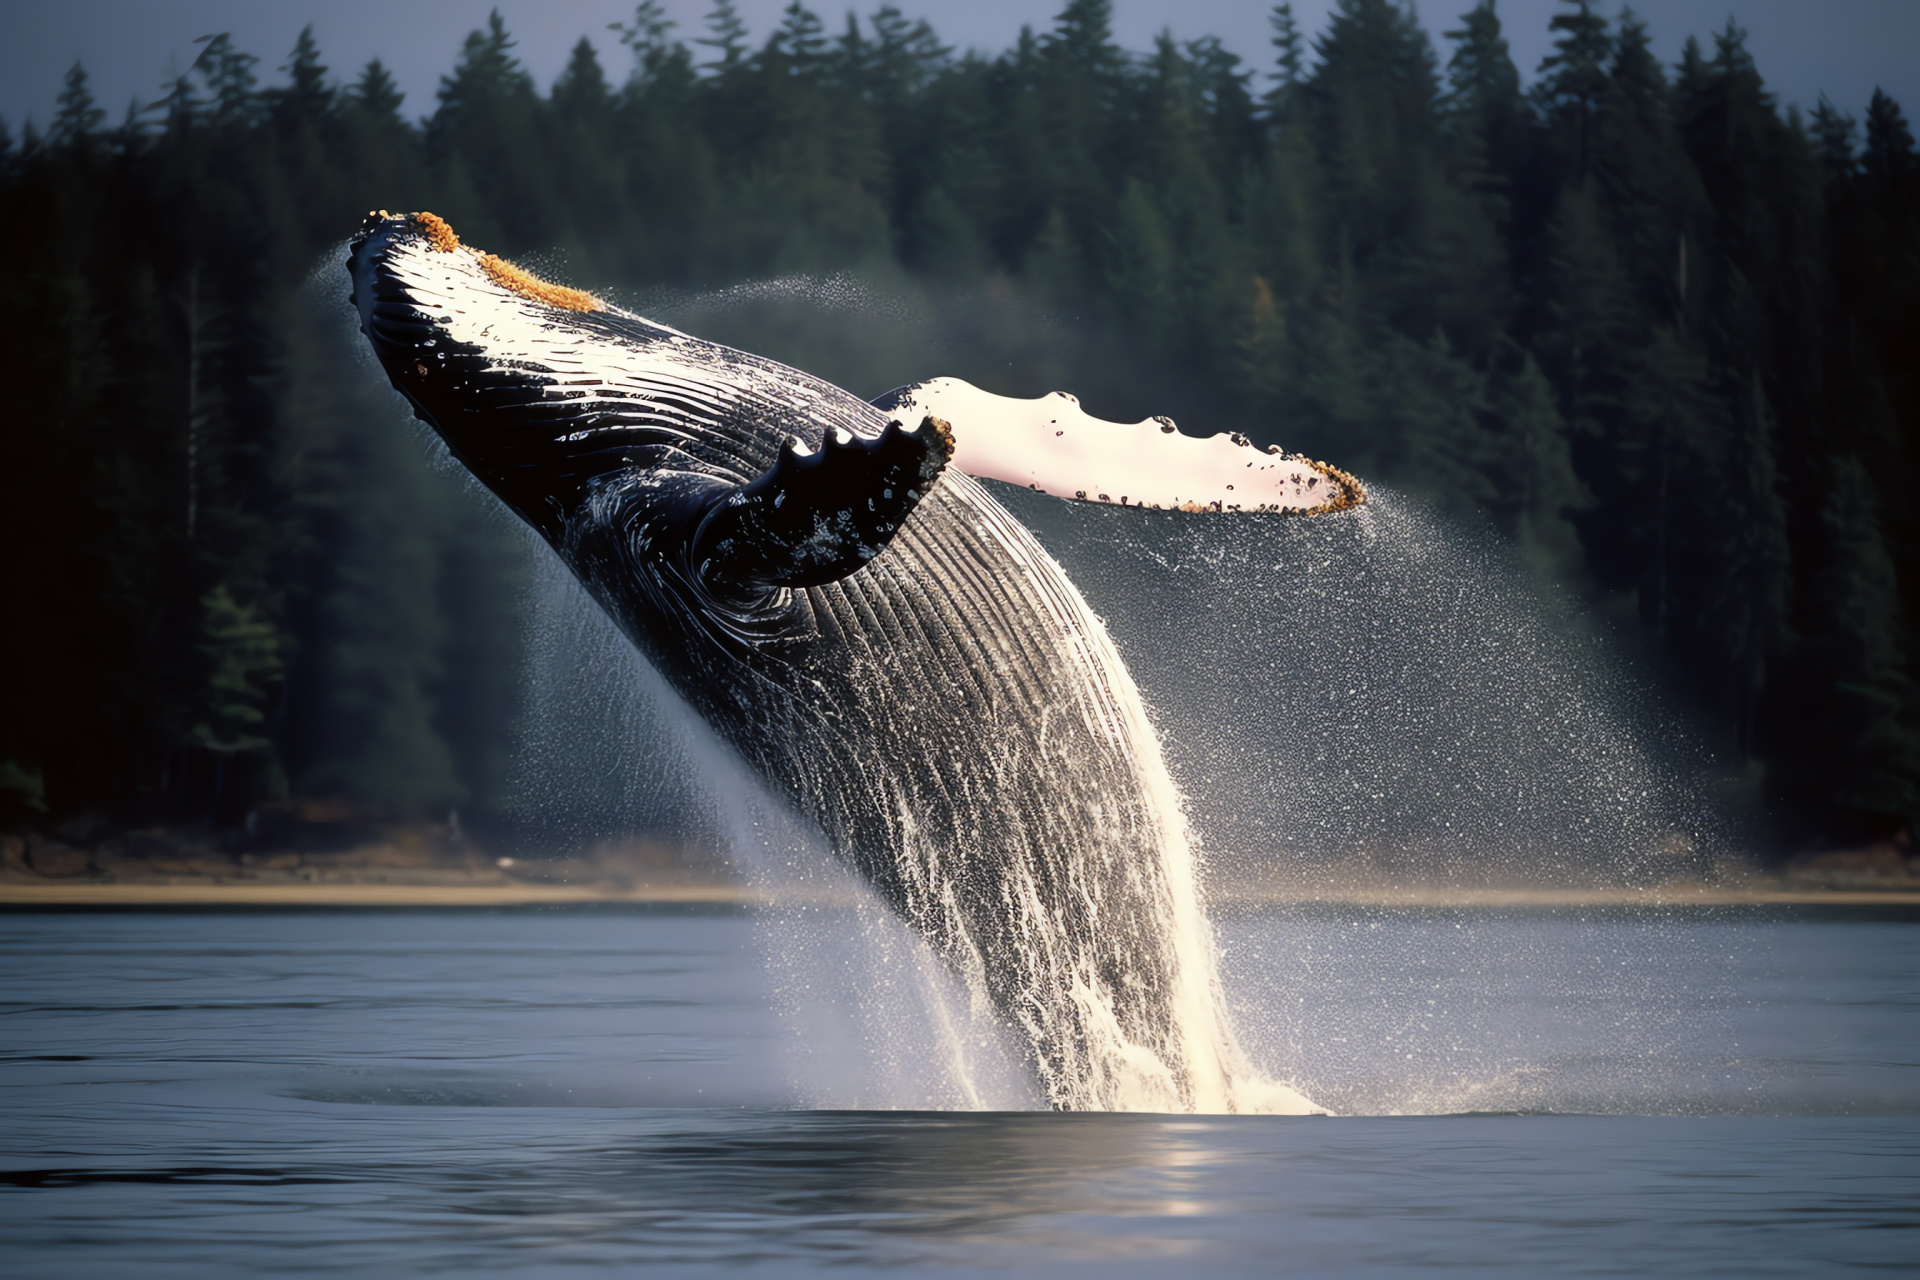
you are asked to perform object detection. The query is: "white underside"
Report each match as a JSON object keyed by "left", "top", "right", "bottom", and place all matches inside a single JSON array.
[{"left": 880, "top": 378, "right": 1343, "bottom": 513}]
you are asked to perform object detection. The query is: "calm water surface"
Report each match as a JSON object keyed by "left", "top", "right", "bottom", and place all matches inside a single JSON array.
[{"left": 2, "top": 905, "right": 1915, "bottom": 1276}]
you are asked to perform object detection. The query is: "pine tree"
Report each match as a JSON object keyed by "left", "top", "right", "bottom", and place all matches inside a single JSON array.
[
  {"left": 1304, "top": 0, "right": 1444, "bottom": 244},
  {"left": 1302, "top": 0, "right": 1508, "bottom": 352},
  {"left": 190, "top": 584, "right": 283, "bottom": 754},
  {"left": 49, "top": 63, "right": 106, "bottom": 148},
  {"left": 429, "top": 11, "right": 552, "bottom": 248},
  {"left": 275, "top": 25, "right": 333, "bottom": 124},
  {"left": 847, "top": 5, "right": 949, "bottom": 103},
  {"left": 1027, "top": 0, "right": 1132, "bottom": 260},
  {"left": 1484, "top": 337, "right": 1587, "bottom": 575},
  {"left": 1264, "top": 2, "right": 1305, "bottom": 121},
  {"left": 1043, "top": 0, "right": 1128, "bottom": 82},
  {"left": 765, "top": 2, "right": 828, "bottom": 73},
  {"left": 553, "top": 37, "right": 614, "bottom": 123},
  {"left": 1678, "top": 371, "right": 1793, "bottom": 758},
  {"left": 339, "top": 59, "right": 426, "bottom": 214},
  {"left": 1186, "top": 35, "right": 1262, "bottom": 196},
  {"left": 1371, "top": 327, "right": 1500, "bottom": 513},
  {"left": 1792, "top": 456, "right": 1920, "bottom": 832},
  {"left": 1811, "top": 95, "right": 1858, "bottom": 191},
  {"left": 349, "top": 59, "right": 405, "bottom": 121},
  {"left": 611, "top": 0, "right": 685, "bottom": 92},
  {"left": 1442, "top": 0, "right": 1529, "bottom": 237},
  {"left": 191, "top": 34, "right": 262, "bottom": 125},
  {"left": 1534, "top": 0, "right": 1610, "bottom": 184},
  {"left": 1864, "top": 88, "right": 1917, "bottom": 188},
  {"left": 696, "top": 0, "right": 750, "bottom": 74}
]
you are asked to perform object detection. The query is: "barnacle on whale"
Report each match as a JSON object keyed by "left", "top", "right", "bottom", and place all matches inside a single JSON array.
[{"left": 399, "top": 209, "right": 605, "bottom": 313}]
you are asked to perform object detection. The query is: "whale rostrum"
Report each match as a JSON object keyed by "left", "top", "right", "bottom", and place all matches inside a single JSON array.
[{"left": 348, "top": 211, "right": 1350, "bottom": 1112}]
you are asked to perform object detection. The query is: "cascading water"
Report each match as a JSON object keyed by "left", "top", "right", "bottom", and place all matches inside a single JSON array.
[
  {"left": 507, "top": 534, "right": 1314, "bottom": 1114},
  {"left": 996, "top": 483, "right": 1729, "bottom": 892},
  {"left": 418, "top": 259, "right": 1727, "bottom": 1117},
  {"left": 503, "top": 475, "right": 1738, "bottom": 1118}
]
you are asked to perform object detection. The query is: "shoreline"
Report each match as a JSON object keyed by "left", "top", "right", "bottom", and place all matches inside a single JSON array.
[
  {"left": 0, "top": 880, "right": 765, "bottom": 908},
  {"left": 6, "top": 822, "right": 1916, "bottom": 911},
  {"left": 4, "top": 878, "right": 1916, "bottom": 909}
]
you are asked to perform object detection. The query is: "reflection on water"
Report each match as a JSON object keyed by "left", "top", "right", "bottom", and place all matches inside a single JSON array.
[
  {"left": 4, "top": 1106, "right": 1915, "bottom": 1276},
  {"left": 2, "top": 907, "right": 1917, "bottom": 1276}
]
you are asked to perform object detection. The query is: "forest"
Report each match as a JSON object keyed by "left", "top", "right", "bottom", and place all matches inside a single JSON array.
[{"left": 0, "top": 0, "right": 1913, "bottom": 855}]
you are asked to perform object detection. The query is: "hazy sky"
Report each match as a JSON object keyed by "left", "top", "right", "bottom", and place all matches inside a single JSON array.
[{"left": 4, "top": 1, "right": 1915, "bottom": 135}]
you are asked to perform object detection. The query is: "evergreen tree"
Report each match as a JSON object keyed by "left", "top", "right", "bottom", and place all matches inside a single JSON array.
[
  {"left": 696, "top": 0, "right": 750, "bottom": 74},
  {"left": 1784, "top": 456, "right": 1920, "bottom": 833},
  {"left": 1265, "top": 3, "right": 1305, "bottom": 119},
  {"left": 191, "top": 33, "right": 262, "bottom": 124},
  {"left": 189, "top": 584, "right": 283, "bottom": 755},
  {"left": 274, "top": 25, "right": 333, "bottom": 125},
  {"left": 350, "top": 58, "right": 405, "bottom": 121},
  {"left": 843, "top": 5, "right": 948, "bottom": 104},
  {"left": 1679, "top": 372, "right": 1793, "bottom": 758},
  {"left": 49, "top": 63, "right": 106, "bottom": 147},
  {"left": 1533, "top": 0, "right": 1609, "bottom": 183},
  {"left": 1443, "top": 0, "right": 1529, "bottom": 237},
  {"left": 766, "top": 2, "right": 828, "bottom": 72},
  {"left": 429, "top": 11, "right": 552, "bottom": 248},
  {"left": 552, "top": 37, "right": 613, "bottom": 121},
  {"left": 1043, "top": 0, "right": 1129, "bottom": 83},
  {"left": 611, "top": 0, "right": 686, "bottom": 92},
  {"left": 1810, "top": 94, "right": 1858, "bottom": 190},
  {"left": 1304, "top": 0, "right": 1444, "bottom": 256}
]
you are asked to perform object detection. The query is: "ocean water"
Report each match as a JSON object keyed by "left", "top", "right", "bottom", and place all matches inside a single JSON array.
[{"left": 1, "top": 904, "right": 1915, "bottom": 1276}]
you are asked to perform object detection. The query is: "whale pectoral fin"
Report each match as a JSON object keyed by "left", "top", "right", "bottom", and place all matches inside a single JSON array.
[
  {"left": 873, "top": 378, "right": 1365, "bottom": 515},
  {"left": 691, "top": 414, "right": 954, "bottom": 595}
]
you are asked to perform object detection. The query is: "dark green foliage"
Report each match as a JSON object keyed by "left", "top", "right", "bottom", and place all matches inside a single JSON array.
[
  {"left": 696, "top": 0, "right": 750, "bottom": 73},
  {"left": 0, "top": 1, "right": 1915, "bottom": 846},
  {"left": 50, "top": 63, "right": 106, "bottom": 147},
  {"left": 189, "top": 584, "right": 283, "bottom": 753}
]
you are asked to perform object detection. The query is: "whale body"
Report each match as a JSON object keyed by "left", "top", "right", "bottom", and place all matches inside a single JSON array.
[{"left": 347, "top": 211, "right": 1360, "bottom": 1110}]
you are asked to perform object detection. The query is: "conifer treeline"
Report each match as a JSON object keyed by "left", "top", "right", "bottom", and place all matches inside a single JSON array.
[{"left": 0, "top": 0, "right": 1913, "bottom": 848}]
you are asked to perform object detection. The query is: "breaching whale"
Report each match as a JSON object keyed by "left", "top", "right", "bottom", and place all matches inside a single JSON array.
[{"left": 347, "top": 211, "right": 1362, "bottom": 1111}]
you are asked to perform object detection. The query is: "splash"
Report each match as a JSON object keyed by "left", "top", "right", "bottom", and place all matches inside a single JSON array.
[
  {"left": 1000, "top": 484, "right": 1729, "bottom": 889},
  {"left": 508, "top": 538, "right": 1317, "bottom": 1114}
]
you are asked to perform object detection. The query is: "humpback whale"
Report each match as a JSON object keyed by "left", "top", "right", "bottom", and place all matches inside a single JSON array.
[{"left": 347, "top": 211, "right": 1362, "bottom": 1111}]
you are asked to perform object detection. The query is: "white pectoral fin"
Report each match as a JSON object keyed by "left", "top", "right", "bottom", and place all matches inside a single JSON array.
[{"left": 870, "top": 378, "right": 1364, "bottom": 515}]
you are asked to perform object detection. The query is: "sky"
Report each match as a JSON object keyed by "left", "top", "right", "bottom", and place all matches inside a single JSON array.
[{"left": 4, "top": 1, "right": 1916, "bottom": 135}]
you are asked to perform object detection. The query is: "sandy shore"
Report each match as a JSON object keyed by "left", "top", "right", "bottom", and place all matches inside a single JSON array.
[
  {"left": 5, "top": 823, "right": 1916, "bottom": 909},
  {"left": 0, "top": 879, "right": 764, "bottom": 908},
  {"left": 1213, "top": 883, "right": 1920, "bottom": 908},
  {"left": 4, "top": 877, "right": 1915, "bottom": 909}
]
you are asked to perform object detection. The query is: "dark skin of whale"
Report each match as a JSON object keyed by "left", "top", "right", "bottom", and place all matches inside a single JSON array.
[{"left": 349, "top": 212, "right": 1216, "bottom": 1109}]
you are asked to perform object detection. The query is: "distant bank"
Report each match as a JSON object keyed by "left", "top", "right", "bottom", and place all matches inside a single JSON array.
[{"left": 5, "top": 824, "right": 1916, "bottom": 910}]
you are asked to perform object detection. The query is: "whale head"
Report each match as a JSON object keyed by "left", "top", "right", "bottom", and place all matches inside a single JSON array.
[{"left": 347, "top": 210, "right": 690, "bottom": 543}]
